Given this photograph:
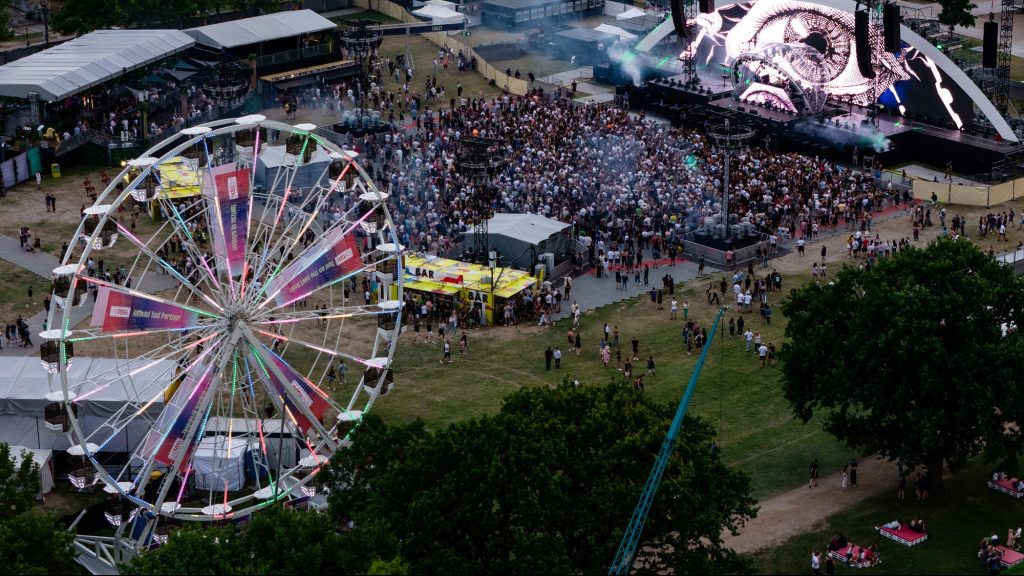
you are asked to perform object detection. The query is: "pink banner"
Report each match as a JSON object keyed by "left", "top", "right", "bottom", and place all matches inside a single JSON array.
[
  {"left": 207, "top": 167, "right": 250, "bottom": 278},
  {"left": 266, "top": 228, "right": 362, "bottom": 307},
  {"left": 254, "top": 346, "right": 330, "bottom": 435},
  {"left": 90, "top": 286, "right": 200, "bottom": 332},
  {"left": 154, "top": 364, "right": 216, "bottom": 471}
]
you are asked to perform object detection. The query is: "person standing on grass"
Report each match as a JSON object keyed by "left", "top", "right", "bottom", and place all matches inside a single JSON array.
[
  {"left": 459, "top": 333, "right": 467, "bottom": 357},
  {"left": 683, "top": 299, "right": 689, "bottom": 320},
  {"left": 631, "top": 337, "right": 639, "bottom": 361},
  {"left": 553, "top": 347, "right": 562, "bottom": 369},
  {"left": 670, "top": 297, "right": 678, "bottom": 320},
  {"left": 744, "top": 328, "right": 753, "bottom": 352},
  {"left": 849, "top": 460, "right": 858, "bottom": 487},
  {"left": 613, "top": 326, "right": 619, "bottom": 348},
  {"left": 601, "top": 345, "right": 611, "bottom": 368},
  {"left": 898, "top": 470, "right": 907, "bottom": 500},
  {"left": 574, "top": 332, "right": 582, "bottom": 356},
  {"left": 809, "top": 458, "right": 819, "bottom": 488},
  {"left": 811, "top": 549, "right": 821, "bottom": 576},
  {"left": 824, "top": 554, "right": 835, "bottom": 576},
  {"left": 698, "top": 255, "right": 705, "bottom": 276},
  {"left": 544, "top": 346, "right": 553, "bottom": 370},
  {"left": 758, "top": 342, "right": 768, "bottom": 368},
  {"left": 646, "top": 355, "right": 655, "bottom": 378},
  {"left": 842, "top": 464, "right": 850, "bottom": 488},
  {"left": 442, "top": 339, "right": 452, "bottom": 364}
]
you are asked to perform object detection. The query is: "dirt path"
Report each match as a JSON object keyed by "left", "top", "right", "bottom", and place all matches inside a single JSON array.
[{"left": 723, "top": 456, "right": 895, "bottom": 554}]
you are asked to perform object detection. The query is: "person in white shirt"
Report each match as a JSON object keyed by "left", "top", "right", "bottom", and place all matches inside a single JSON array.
[
  {"left": 744, "top": 329, "right": 754, "bottom": 352},
  {"left": 759, "top": 343, "right": 769, "bottom": 367}
]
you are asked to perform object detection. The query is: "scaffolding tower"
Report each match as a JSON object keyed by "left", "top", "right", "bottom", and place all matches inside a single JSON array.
[{"left": 993, "top": 0, "right": 1014, "bottom": 116}]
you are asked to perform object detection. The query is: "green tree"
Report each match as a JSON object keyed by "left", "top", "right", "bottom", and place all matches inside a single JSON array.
[
  {"left": 0, "top": 0, "right": 14, "bottom": 42},
  {"left": 324, "top": 384, "right": 756, "bottom": 574},
  {"left": 0, "top": 442, "right": 40, "bottom": 514},
  {"left": 51, "top": 0, "right": 128, "bottom": 36},
  {"left": 780, "top": 239, "right": 1024, "bottom": 490},
  {"left": 0, "top": 443, "right": 78, "bottom": 575},
  {"left": 937, "top": 0, "right": 977, "bottom": 38},
  {"left": 123, "top": 524, "right": 248, "bottom": 575}
]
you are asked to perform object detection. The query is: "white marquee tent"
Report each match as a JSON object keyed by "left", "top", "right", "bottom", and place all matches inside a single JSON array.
[
  {"left": 6, "top": 445, "right": 55, "bottom": 495},
  {"left": 0, "top": 30, "right": 194, "bottom": 101},
  {"left": 184, "top": 9, "right": 335, "bottom": 50},
  {"left": 412, "top": 3, "right": 464, "bottom": 23},
  {"left": 594, "top": 23, "right": 638, "bottom": 41},
  {"left": 615, "top": 7, "right": 650, "bottom": 20},
  {"left": 0, "top": 356, "right": 173, "bottom": 452}
]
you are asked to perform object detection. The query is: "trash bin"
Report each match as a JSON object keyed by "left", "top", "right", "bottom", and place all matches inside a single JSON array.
[{"left": 51, "top": 163, "right": 60, "bottom": 178}]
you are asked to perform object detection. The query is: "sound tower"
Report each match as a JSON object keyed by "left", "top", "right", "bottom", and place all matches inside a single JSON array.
[
  {"left": 855, "top": 10, "right": 875, "bottom": 79},
  {"left": 699, "top": 0, "right": 715, "bottom": 14},
  {"left": 883, "top": 2, "right": 901, "bottom": 52},
  {"left": 982, "top": 20, "right": 998, "bottom": 68},
  {"left": 671, "top": 0, "right": 688, "bottom": 38}
]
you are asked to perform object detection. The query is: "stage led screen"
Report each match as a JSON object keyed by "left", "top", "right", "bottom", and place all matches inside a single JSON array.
[{"left": 682, "top": 0, "right": 973, "bottom": 128}]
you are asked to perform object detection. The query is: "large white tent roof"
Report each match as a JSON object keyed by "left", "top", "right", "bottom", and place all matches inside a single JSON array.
[
  {"left": 0, "top": 29, "right": 194, "bottom": 101},
  {"left": 485, "top": 213, "right": 573, "bottom": 245},
  {"left": 185, "top": 9, "right": 336, "bottom": 50},
  {"left": 412, "top": 4, "right": 464, "bottom": 22}
]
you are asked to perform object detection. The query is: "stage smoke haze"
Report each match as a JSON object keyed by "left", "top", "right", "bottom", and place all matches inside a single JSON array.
[
  {"left": 793, "top": 118, "right": 892, "bottom": 153},
  {"left": 607, "top": 44, "right": 643, "bottom": 87}
]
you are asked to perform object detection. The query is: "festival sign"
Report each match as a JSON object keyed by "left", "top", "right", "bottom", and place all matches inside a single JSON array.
[
  {"left": 138, "top": 362, "right": 216, "bottom": 472},
  {"left": 253, "top": 346, "right": 330, "bottom": 435},
  {"left": 265, "top": 227, "right": 362, "bottom": 307},
  {"left": 90, "top": 286, "right": 200, "bottom": 332},
  {"left": 206, "top": 166, "right": 251, "bottom": 278}
]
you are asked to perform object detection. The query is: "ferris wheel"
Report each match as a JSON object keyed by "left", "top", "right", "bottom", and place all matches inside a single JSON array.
[{"left": 44, "top": 116, "right": 403, "bottom": 566}]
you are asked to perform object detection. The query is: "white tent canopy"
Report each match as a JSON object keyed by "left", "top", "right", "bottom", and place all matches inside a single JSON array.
[
  {"left": 0, "top": 30, "right": 194, "bottom": 101},
  {"left": 0, "top": 356, "right": 173, "bottom": 451},
  {"left": 7, "top": 445, "right": 54, "bottom": 495},
  {"left": 185, "top": 9, "right": 335, "bottom": 50},
  {"left": 616, "top": 7, "right": 650, "bottom": 20},
  {"left": 412, "top": 4, "right": 464, "bottom": 23},
  {"left": 595, "top": 23, "right": 638, "bottom": 41}
]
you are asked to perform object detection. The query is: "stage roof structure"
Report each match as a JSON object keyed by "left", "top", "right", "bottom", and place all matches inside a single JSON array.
[
  {"left": 0, "top": 30, "right": 194, "bottom": 101},
  {"left": 184, "top": 9, "right": 336, "bottom": 50},
  {"left": 485, "top": 213, "right": 573, "bottom": 246}
]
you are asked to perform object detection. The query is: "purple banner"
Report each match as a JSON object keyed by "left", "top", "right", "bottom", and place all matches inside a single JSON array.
[
  {"left": 248, "top": 345, "right": 329, "bottom": 436},
  {"left": 266, "top": 227, "right": 362, "bottom": 307},
  {"left": 213, "top": 168, "right": 250, "bottom": 278},
  {"left": 90, "top": 286, "right": 200, "bottom": 332}
]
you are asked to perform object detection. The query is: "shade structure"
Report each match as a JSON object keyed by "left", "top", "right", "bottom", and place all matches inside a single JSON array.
[
  {"left": 184, "top": 10, "right": 335, "bottom": 50},
  {"left": 0, "top": 30, "right": 194, "bottom": 101}
]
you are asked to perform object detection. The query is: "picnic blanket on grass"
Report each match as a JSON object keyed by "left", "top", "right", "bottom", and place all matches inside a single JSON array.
[
  {"left": 988, "top": 478, "right": 1024, "bottom": 498},
  {"left": 877, "top": 525, "right": 928, "bottom": 546},
  {"left": 995, "top": 546, "right": 1024, "bottom": 568},
  {"left": 829, "top": 543, "right": 879, "bottom": 568}
]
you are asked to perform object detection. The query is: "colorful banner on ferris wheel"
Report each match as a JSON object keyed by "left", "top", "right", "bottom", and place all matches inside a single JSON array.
[
  {"left": 142, "top": 362, "right": 217, "bottom": 472},
  {"left": 205, "top": 166, "right": 251, "bottom": 278},
  {"left": 265, "top": 227, "right": 362, "bottom": 308},
  {"left": 255, "top": 346, "right": 330, "bottom": 435},
  {"left": 90, "top": 286, "right": 201, "bottom": 332}
]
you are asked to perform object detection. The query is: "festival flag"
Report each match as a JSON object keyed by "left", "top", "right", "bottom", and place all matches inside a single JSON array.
[
  {"left": 90, "top": 286, "right": 201, "bottom": 332},
  {"left": 206, "top": 166, "right": 251, "bottom": 278},
  {"left": 265, "top": 227, "right": 362, "bottom": 308},
  {"left": 138, "top": 362, "right": 217, "bottom": 472},
  {"left": 251, "top": 346, "right": 330, "bottom": 435}
]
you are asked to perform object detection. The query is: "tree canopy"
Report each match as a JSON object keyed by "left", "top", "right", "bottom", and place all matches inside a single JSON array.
[
  {"left": 123, "top": 503, "right": 402, "bottom": 575},
  {"left": 937, "top": 0, "right": 977, "bottom": 32},
  {"left": 780, "top": 239, "right": 1024, "bottom": 487},
  {"left": 0, "top": 443, "right": 78, "bottom": 575},
  {"left": 324, "top": 383, "right": 757, "bottom": 574},
  {"left": 51, "top": 0, "right": 279, "bottom": 36}
]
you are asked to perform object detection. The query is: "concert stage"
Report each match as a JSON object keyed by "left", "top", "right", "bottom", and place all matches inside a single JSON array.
[{"left": 636, "top": 71, "right": 1021, "bottom": 174}]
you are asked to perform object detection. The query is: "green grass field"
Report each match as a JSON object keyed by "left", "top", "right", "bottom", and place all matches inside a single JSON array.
[
  {"left": 751, "top": 463, "right": 1024, "bottom": 574},
  {"left": 372, "top": 271, "right": 853, "bottom": 500},
  {"left": 0, "top": 260, "right": 51, "bottom": 327}
]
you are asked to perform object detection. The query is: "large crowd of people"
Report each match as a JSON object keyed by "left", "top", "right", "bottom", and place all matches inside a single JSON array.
[{"left": 337, "top": 90, "right": 900, "bottom": 277}]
